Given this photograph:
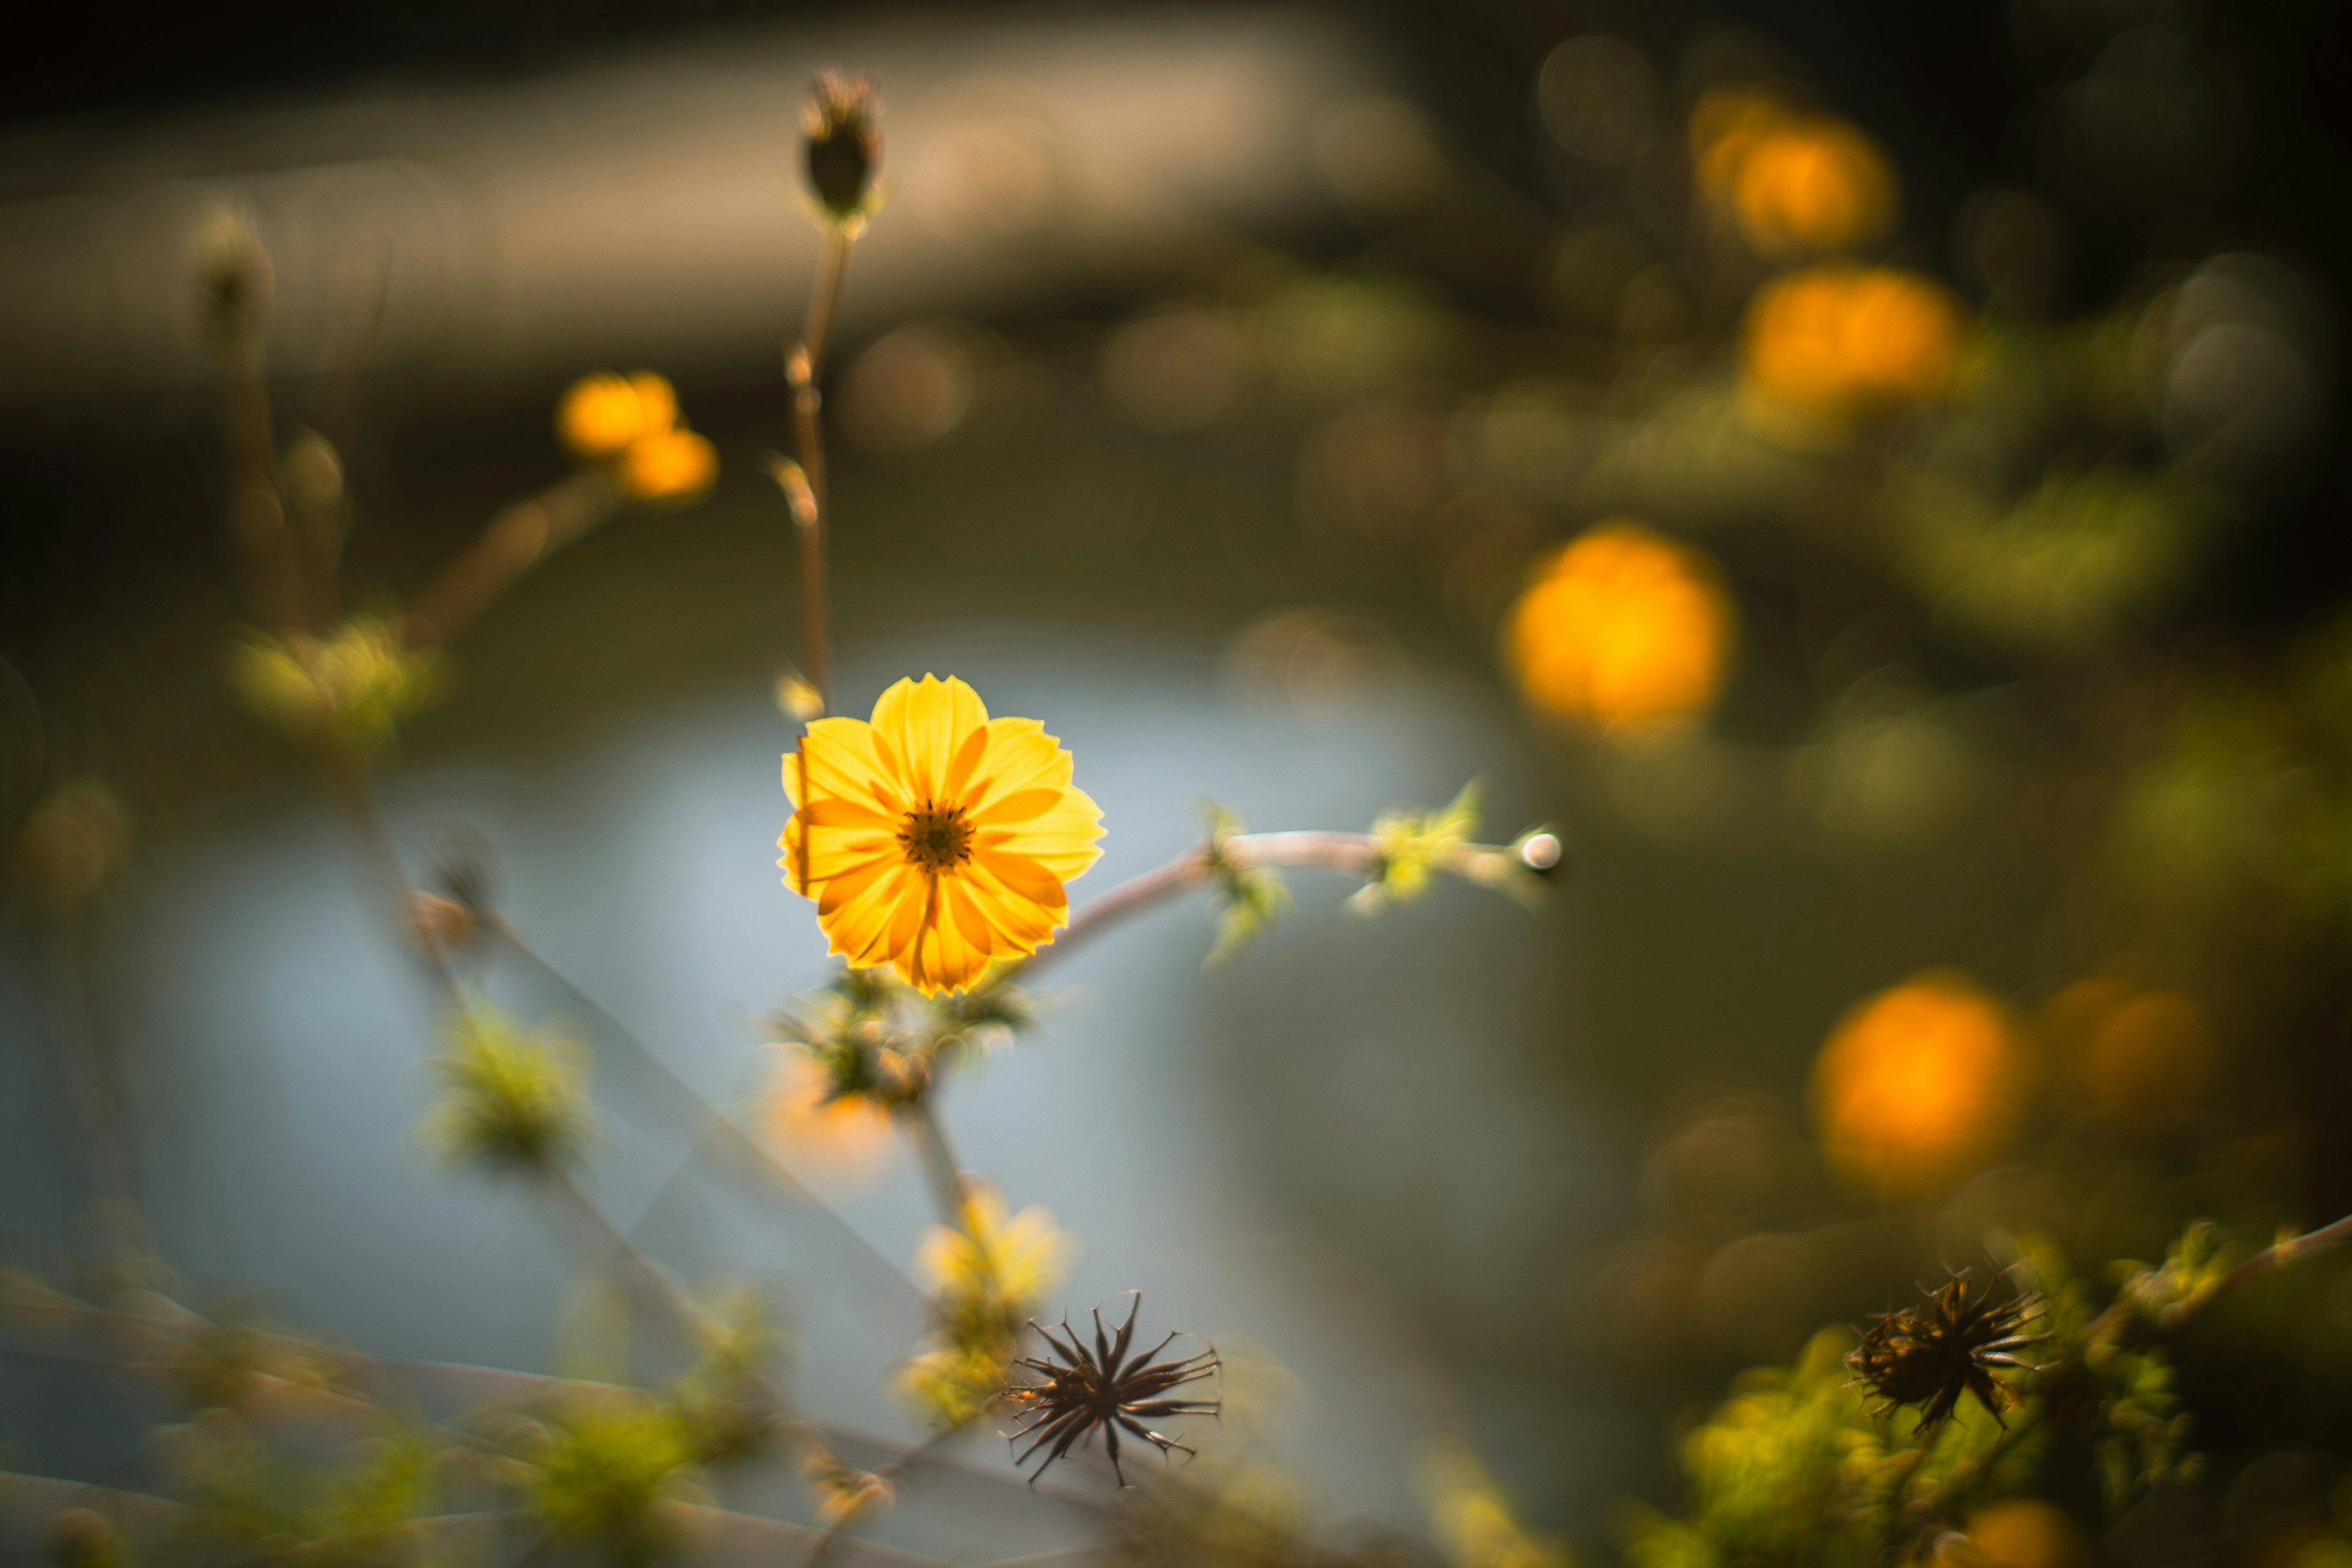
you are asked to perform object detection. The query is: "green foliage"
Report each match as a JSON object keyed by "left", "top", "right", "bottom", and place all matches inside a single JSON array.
[
  {"left": 1354, "top": 780, "right": 1483, "bottom": 916},
  {"left": 1203, "top": 802, "right": 1289, "bottom": 962},
  {"left": 426, "top": 1006, "right": 592, "bottom": 1177},
  {"left": 234, "top": 617, "right": 445, "bottom": 759},
  {"left": 179, "top": 1420, "right": 435, "bottom": 1565},
  {"left": 527, "top": 1395, "right": 699, "bottom": 1564}
]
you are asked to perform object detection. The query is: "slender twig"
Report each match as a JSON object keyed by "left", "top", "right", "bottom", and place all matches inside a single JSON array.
[
  {"left": 2167, "top": 1212, "right": 2352, "bottom": 1330},
  {"left": 783, "top": 225, "right": 855, "bottom": 710},
  {"left": 399, "top": 470, "right": 624, "bottom": 650},
  {"left": 900, "top": 1096, "right": 971, "bottom": 1232},
  {"left": 1006, "top": 829, "right": 1387, "bottom": 983},
  {"left": 214, "top": 329, "right": 303, "bottom": 638}
]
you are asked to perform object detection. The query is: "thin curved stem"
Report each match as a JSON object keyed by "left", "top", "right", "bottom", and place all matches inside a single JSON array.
[
  {"left": 785, "top": 225, "right": 855, "bottom": 712},
  {"left": 1008, "top": 829, "right": 1387, "bottom": 983}
]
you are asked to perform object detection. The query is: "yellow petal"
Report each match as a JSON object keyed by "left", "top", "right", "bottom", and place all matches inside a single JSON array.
[{"left": 870, "top": 676, "right": 989, "bottom": 804}]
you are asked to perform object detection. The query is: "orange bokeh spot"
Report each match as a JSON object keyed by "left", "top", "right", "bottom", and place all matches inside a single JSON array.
[
  {"left": 1813, "top": 970, "right": 2024, "bottom": 1196},
  {"left": 619, "top": 427, "right": 718, "bottom": 504},
  {"left": 2041, "top": 977, "right": 2217, "bottom": 1123},
  {"left": 1692, "top": 91, "right": 1896, "bottom": 257},
  {"left": 1742, "top": 266, "right": 1962, "bottom": 419},
  {"left": 760, "top": 1053, "right": 899, "bottom": 1189},
  {"left": 558, "top": 371, "right": 679, "bottom": 459},
  {"left": 1503, "top": 522, "right": 1735, "bottom": 730}
]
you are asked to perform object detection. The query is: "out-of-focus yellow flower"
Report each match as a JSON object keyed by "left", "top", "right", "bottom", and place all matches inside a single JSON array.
[
  {"left": 1503, "top": 523, "right": 1735, "bottom": 730},
  {"left": 899, "top": 1181, "right": 1074, "bottom": 1430},
  {"left": 1812, "top": 970, "right": 2024, "bottom": 1196},
  {"left": 1743, "top": 266, "right": 1964, "bottom": 420},
  {"left": 918, "top": 1181, "right": 1072, "bottom": 1315},
  {"left": 13, "top": 780, "right": 129, "bottom": 913},
  {"left": 1692, "top": 91, "right": 1895, "bottom": 258},
  {"left": 557, "top": 372, "right": 677, "bottom": 459},
  {"left": 1417, "top": 1438, "right": 1572, "bottom": 1568},
  {"left": 780, "top": 676, "right": 1104, "bottom": 995},
  {"left": 2041, "top": 978, "right": 2217, "bottom": 1123},
  {"left": 235, "top": 617, "right": 444, "bottom": 758},
  {"left": 758, "top": 1049, "right": 899, "bottom": 1187},
  {"left": 619, "top": 426, "right": 718, "bottom": 504},
  {"left": 897, "top": 1337, "right": 1009, "bottom": 1430}
]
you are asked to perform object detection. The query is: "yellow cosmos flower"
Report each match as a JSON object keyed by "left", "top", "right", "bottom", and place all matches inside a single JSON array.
[
  {"left": 619, "top": 426, "right": 718, "bottom": 503},
  {"left": 780, "top": 676, "right": 1104, "bottom": 994},
  {"left": 1504, "top": 523, "right": 1735, "bottom": 729}
]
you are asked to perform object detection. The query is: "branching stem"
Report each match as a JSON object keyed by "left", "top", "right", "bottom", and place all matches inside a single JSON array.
[{"left": 783, "top": 224, "right": 855, "bottom": 711}]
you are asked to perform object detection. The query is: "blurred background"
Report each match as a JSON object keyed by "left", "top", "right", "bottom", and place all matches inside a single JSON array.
[{"left": 5, "top": 0, "right": 2352, "bottom": 1561}]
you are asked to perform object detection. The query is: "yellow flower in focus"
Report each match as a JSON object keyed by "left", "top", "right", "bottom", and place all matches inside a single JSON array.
[
  {"left": 1743, "top": 266, "right": 1963, "bottom": 420},
  {"left": 780, "top": 676, "right": 1104, "bottom": 994},
  {"left": 557, "top": 371, "right": 677, "bottom": 459},
  {"left": 917, "top": 1182, "right": 1072, "bottom": 1314},
  {"left": 1504, "top": 523, "right": 1735, "bottom": 730},
  {"left": 1812, "top": 969, "right": 2024, "bottom": 1196},
  {"left": 758, "top": 1049, "right": 899, "bottom": 1186},
  {"left": 1691, "top": 91, "right": 1895, "bottom": 257},
  {"left": 619, "top": 426, "right": 718, "bottom": 504}
]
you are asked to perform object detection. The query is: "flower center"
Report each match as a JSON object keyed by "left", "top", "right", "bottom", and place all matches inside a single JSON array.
[{"left": 897, "top": 802, "right": 973, "bottom": 872}]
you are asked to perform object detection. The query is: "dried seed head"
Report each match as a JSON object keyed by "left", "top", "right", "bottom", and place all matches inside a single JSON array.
[
  {"left": 1846, "top": 1269, "right": 2045, "bottom": 1432},
  {"left": 1003, "top": 1292, "right": 1221, "bottom": 1488},
  {"left": 804, "top": 73, "right": 882, "bottom": 223}
]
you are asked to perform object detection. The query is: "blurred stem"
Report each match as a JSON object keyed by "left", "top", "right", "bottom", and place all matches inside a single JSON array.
[
  {"left": 213, "top": 335, "right": 303, "bottom": 638},
  {"left": 320, "top": 752, "right": 461, "bottom": 1010},
  {"left": 784, "top": 225, "right": 854, "bottom": 711},
  {"left": 902, "top": 1093, "right": 970, "bottom": 1232},
  {"left": 400, "top": 469, "right": 622, "bottom": 650},
  {"left": 2169, "top": 1212, "right": 2352, "bottom": 1330}
]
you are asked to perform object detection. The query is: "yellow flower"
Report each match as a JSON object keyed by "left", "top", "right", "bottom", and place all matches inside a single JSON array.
[
  {"left": 619, "top": 426, "right": 718, "bottom": 503},
  {"left": 1742, "top": 266, "right": 1962, "bottom": 418},
  {"left": 1812, "top": 969, "right": 2024, "bottom": 1196},
  {"left": 1504, "top": 523, "right": 1735, "bottom": 729},
  {"left": 917, "top": 1182, "right": 1072, "bottom": 1313},
  {"left": 780, "top": 676, "right": 1104, "bottom": 995},
  {"left": 557, "top": 371, "right": 677, "bottom": 459}
]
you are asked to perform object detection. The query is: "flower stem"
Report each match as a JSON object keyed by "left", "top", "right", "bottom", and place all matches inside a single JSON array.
[
  {"left": 213, "top": 334, "right": 303, "bottom": 637},
  {"left": 784, "top": 225, "right": 855, "bottom": 712},
  {"left": 400, "top": 469, "right": 622, "bottom": 650},
  {"left": 902, "top": 1093, "right": 971, "bottom": 1232},
  {"left": 1009, "top": 829, "right": 1393, "bottom": 981}
]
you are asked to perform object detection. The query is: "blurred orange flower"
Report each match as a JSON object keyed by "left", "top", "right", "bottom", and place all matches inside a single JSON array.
[
  {"left": 558, "top": 371, "right": 679, "bottom": 459},
  {"left": 1813, "top": 969, "right": 2024, "bottom": 1196},
  {"left": 780, "top": 676, "right": 1104, "bottom": 994},
  {"left": 760, "top": 1050, "right": 899, "bottom": 1186},
  {"left": 2040, "top": 977, "right": 2217, "bottom": 1123},
  {"left": 1742, "top": 266, "right": 1963, "bottom": 419},
  {"left": 1503, "top": 523, "right": 1735, "bottom": 729},
  {"left": 1692, "top": 91, "right": 1896, "bottom": 257},
  {"left": 619, "top": 427, "right": 718, "bottom": 504}
]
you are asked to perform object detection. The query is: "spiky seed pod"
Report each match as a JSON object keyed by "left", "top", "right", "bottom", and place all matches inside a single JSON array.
[
  {"left": 1846, "top": 1270, "right": 2045, "bottom": 1431},
  {"left": 1003, "top": 1294, "right": 1220, "bottom": 1487},
  {"left": 804, "top": 73, "right": 881, "bottom": 223}
]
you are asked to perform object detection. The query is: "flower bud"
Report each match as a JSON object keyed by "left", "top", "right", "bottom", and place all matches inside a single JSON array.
[
  {"left": 190, "top": 205, "right": 272, "bottom": 352},
  {"left": 803, "top": 73, "right": 881, "bottom": 224}
]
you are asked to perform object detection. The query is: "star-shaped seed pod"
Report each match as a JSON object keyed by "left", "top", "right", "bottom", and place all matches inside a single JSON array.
[
  {"left": 1003, "top": 1294, "right": 1220, "bottom": 1487},
  {"left": 1846, "top": 1269, "right": 2045, "bottom": 1431}
]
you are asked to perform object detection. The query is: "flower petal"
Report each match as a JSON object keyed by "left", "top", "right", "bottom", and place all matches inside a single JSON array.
[{"left": 871, "top": 676, "right": 989, "bottom": 804}]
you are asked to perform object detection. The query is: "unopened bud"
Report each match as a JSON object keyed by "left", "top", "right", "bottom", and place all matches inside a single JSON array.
[
  {"left": 411, "top": 891, "right": 479, "bottom": 954},
  {"left": 803, "top": 73, "right": 881, "bottom": 224},
  {"left": 190, "top": 205, "right": 273, "bottom": 350},
  {"left": 284, "top": 429, "right": 344, "bottom": 516}
]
